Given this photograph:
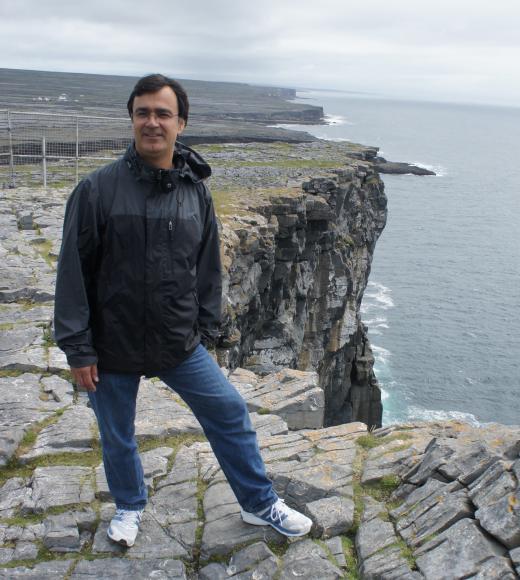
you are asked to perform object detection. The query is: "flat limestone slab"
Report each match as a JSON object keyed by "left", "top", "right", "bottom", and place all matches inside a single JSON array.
[
  {"left": 233, "top": 368, "right": 325, "bottom": 430},
  {"left": 0, "top": 373, "right": 69, "bottom": 465},
  {"left": 20, "top": 405, "right": 96, "bottom": 462},
  {"left": 135, "top": 380, "right": 202, "bottom": 439},
  {"left": 0, "top": 560, "right": 74, "bottom": 579},
  {"left": 200, "top": 480, "right": 282, "bottom": 559},
  {"left": 70, "top": 558, "right": 187, "bottom": 579},
  {"left": 25, "top": 466, "right": 95, "bottom": 513},
  {"left": 415, "top": 518, "right": 507, "bottom": 579}
]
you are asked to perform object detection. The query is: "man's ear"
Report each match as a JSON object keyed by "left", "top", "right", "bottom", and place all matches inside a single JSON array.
[{"left": 178, "top": 118, "right": 186, "bottom": 134}]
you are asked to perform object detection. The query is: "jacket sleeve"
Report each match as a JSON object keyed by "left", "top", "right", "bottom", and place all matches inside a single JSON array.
[
  {"left": 54, "top": 179, "right": 100, "bottom": 368},
  {"left": 196, "top": 184, "right": 222, "bottom": 346}
]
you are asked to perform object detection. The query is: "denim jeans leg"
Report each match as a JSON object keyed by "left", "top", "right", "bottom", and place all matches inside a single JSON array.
[
  {"left": 158, "top": 344, "right": 277, "bottom": 514},
  {"left": 87, "top": 372, "right": 147, "bottom": 510}
]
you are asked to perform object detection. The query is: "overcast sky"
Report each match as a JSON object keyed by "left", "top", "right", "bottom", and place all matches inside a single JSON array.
[{"left": 2, "top": 0, "right": 520, "bottom": 107}]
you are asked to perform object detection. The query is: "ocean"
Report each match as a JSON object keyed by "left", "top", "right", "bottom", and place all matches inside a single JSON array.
[{"left": 278, "top": 91, "right": 520, "bottom": 426}]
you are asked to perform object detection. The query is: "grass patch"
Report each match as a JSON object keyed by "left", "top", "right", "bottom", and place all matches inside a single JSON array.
[
  {"left": 0, "top": 322, "right": 15, "bottom": 331},
  {"left": 13, "top": 410, "right": 66, "bottom": 458},
  {"left": 0, "top": 369, "right": 26, "bottom": 379},
  {"left": 211, "top": 185, "right": 300, "bottom": 217},
  {"left": 0, "top": 542, "right": 70, "bottom": 569},
  {"left": 22, "top": 450, "right": 102, "bottom": 469},
  {"left": 265, "top": 538, "right": 288, "bottom": 558},
  {"left": 341, "top": 535, "right": 360, "bottom": 580},
  {"left": 137, "top": 432, "right": 206, "bottom": 455},
  {"left": 41, "top": 324, "right": 57, "bottom": 347},
  {"left": 370, "top": 538, "right": 418, "bottom": 571},
  {"left": 257, "top": 407, "right": 271, "bottom": 415},
  {"left": 0, "top": 459, "right": 34, "bottom": 487},
  {"left": 350, "top": 443, "right": 367, "bottom": 533},
  {"left": 221, "top": 159, "right": 341, "bottom": 170},
  {"left": 316, "top": 538, "right": 344, "bottom": 570},
  {"left": 191, "top": 477, "right": 210, "bottom": 567},
  {"left": 356, "top": 432, "right": 414, "bottom": 451},
  {"left": 396, "top": 538, "right": 417, "bottom": 569},
  {"left": 0, "top": 511, "right": 45, "bottom": 527},
  {"left": 355, "top": 434, "right": 380, "bottom": 450},
  {"left": 362, "top": 475, "right": 401, "bottom": 503},
  {"left": 35, "top": 240, "right": 56, "bottom": 270},
  {"left": 371, "top": 443, "right": 413, "bottom": 460}
]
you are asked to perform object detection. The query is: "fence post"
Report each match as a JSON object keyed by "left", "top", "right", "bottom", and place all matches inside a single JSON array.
[
  {"left": 7, "top": 110, "right": 15, "bottom": 188},
  {"left": 42, "top": 136, "right": 47, "bottom": 188},
  {"left": 75, "top": 116, "right": 79, "bottom": 184}
]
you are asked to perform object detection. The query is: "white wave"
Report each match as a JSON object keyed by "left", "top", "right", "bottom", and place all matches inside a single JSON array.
[
  {"left": 267, "top": 123, "right": 297, "bottom": 129},
  {"left": 363, "top": 282, "right": 394, "bottom": 310},
  {"left": 406, "top": 405, "right": 481, "bottom": 426},
  {"left": 380, "top": 388, "right": 390, "bottom": 401},
  {"left": 364, "top": 316, "right": 388, "bottom": 326},
  {"left": 324, "top": 114, "right": 351, "bottom": 126},
  {"left": 410, "top": 161, "right": 447, "bottom": 177},
  {"left": 371, "top": 344, "right": 392, "bottom": 364}
]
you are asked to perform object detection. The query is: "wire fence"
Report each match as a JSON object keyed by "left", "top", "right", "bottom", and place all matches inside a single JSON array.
[{"left": 0, "top": 110, "right": 133, "bottom": 188}]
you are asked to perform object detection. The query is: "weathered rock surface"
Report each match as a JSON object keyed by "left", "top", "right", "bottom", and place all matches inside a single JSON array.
[
  {"left": 0, "top": 373, "right": 74, "bottom": 466},
  {"left": 20, "top": 404, "right": 96, "bottom": 462},
  {"left": 1, "top": 376, "right": 519, "bottom": 578},
  {"left": 1, "top": 145, "right": 518, "bottom": 578},
  {"left": 231, "top": 367, "right": 325, "bottom": 429},
  {"left": 24, "top": 466, "right": 95, "bottom": 513}
]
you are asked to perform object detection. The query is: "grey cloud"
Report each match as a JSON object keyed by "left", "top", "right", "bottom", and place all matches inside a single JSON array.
[{"left": 1, "top": 0, "right": 520, "bottom": 106}]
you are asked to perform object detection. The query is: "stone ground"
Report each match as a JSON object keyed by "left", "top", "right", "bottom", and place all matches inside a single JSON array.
[{"left": 1, "top": 144, "right": 519, "bottom": 578}]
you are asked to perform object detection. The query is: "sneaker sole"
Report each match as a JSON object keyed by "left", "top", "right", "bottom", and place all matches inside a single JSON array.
[
  {"left": 241, "top": 511, "right": 312, "bottom": 537},
  {"left": 107, "top": 527, "right": 135, "bottom": 548}
]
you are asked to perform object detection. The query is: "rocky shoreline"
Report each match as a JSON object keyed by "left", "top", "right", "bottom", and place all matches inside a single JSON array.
[{"left": 1, "top": 139, "right": 517, "bottom": 578}]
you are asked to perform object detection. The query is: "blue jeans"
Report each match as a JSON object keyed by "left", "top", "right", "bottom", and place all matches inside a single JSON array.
[{"left": 88, "top": 343, "right": 277, "bottom": 513}]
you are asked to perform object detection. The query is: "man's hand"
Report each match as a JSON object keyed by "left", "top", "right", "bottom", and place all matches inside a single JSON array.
[{"left": 71, "top": 364, "right": 99, "bottom": 392}]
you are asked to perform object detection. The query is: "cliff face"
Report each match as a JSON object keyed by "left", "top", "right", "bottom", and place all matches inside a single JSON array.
[{"left": 211, "top": 145, "right": 387, "bottom": 428}]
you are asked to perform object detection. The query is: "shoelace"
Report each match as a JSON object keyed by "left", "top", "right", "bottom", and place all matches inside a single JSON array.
[
  {"left": 113, "top": 509, "right": 142, "bottom": 525},
  {"left": 269, "top": 500, "right": 289, "bottom": 525}
]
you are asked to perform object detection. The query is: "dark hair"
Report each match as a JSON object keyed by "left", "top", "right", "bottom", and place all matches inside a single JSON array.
[{"left": 127, "top": 74, "right": 189, "bottom": 124}]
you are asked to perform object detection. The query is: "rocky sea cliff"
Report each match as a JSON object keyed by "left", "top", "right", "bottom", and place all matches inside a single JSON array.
[{"left": 0, "top": 139, "right": 518, "bottom": 578}]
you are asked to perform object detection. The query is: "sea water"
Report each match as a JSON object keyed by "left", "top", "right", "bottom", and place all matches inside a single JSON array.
[{"left": 278, "top": 91, "right": 520, "bottom": 426}]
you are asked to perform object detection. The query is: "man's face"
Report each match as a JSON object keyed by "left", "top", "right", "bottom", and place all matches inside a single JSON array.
[{"left": 131, "top": 86, "right": 186, "bottom": 166}]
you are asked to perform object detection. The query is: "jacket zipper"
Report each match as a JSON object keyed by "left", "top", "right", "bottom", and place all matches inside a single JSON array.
[{"left": 168, "top": 191, "right": 183, "bottom": 241}]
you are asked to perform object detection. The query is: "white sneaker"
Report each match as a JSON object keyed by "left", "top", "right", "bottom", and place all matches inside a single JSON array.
[
  {"left": 241, "top": 498, "right": 312, "bottom": 537},
  {"left": 107, "top": 508, "right": 143, "bottom": 547}
]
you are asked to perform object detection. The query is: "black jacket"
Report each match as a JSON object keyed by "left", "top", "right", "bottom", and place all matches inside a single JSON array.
[{"left": 54, "top": 142, "right": 222, "bottom": 375}]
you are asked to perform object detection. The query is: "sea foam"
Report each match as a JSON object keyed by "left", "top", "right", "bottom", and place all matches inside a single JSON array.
[{"left": 406, "top": 405, "right": 481, "bottom": 426}]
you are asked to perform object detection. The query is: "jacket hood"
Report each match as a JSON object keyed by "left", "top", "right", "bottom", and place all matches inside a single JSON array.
[{"left": 124, "top": 141, "right": 211, "bottom": 184}]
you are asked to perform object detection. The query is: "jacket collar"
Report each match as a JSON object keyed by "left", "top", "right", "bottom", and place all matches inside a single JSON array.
[{"left": 124, "top": 141, "right": 211, "bottom": 184}]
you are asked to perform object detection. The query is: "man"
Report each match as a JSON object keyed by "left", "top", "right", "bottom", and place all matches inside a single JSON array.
[{"left": 54, "top": 73, "right": 312, "bottom": 547}]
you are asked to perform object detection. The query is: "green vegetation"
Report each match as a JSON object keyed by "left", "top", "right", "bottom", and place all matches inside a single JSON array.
[
  {"left": 355, "top": 434, "right": 380, "bottom": 450},
  {"left": 33, "top": 239, "right": 56, "bottom": 269},
  {"left": 356, "top": 432, "right": 413, "bottom": 450},
  {"left": 341, "top": 536, "right": 361, "bottom": 580},
  {"left": 137, "top": 432, "right": 206, "bottom": 455},
  {"left": 0, "top": 369, "right": 26, "bottom": 379}
]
